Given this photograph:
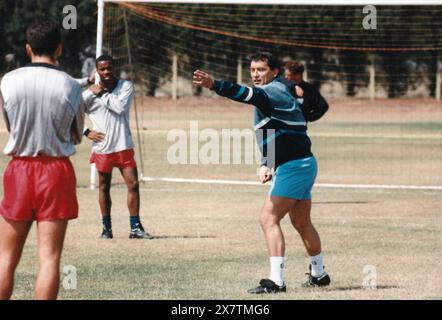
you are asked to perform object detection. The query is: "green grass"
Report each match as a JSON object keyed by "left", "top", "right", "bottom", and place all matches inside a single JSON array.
[{"left": 5, "top": 185, "right": 442, "bottom": 300}]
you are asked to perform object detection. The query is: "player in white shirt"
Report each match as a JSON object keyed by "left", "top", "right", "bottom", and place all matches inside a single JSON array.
[
  {"left": 79, "top": 55, "right": 151, "bottom": 239},
  {"left": 0, "top": 19, "right": 84, "bottom": 300}
]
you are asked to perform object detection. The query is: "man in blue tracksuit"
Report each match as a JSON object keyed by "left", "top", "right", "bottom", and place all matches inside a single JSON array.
[{"left": 193, "top": 52, "right": 331, "bottom": 293}]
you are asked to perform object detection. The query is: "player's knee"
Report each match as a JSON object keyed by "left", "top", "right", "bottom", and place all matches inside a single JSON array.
[
  {"left": 260, "top": 211, "right": 279, "bottom": 230},
  {"left": 0, "top": 256, "right": 19, "bottom": 272},
  {"left": 127, "top": 179, "right": 139, "bottom": 193},
  {"left": 38, "top": 251, "right": 62, "bottom": 268},
  {"left": 289, "top": 214, "right": 301, "bottom": 229},
  {"left": 292, "top": 218, "right": 311, "bottom": 233},
  {"left": 99, "top": 181, "right": 111, "bottom": 194}
]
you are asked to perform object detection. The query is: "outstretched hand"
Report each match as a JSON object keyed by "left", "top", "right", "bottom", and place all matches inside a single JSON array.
[{"left": 192, "top": 70, "right": 214, "bottom": 89}]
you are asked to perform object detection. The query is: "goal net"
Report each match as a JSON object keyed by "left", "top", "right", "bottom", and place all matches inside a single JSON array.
[{"left": 96, "top": 1, "right": 442, "bottom": 189}]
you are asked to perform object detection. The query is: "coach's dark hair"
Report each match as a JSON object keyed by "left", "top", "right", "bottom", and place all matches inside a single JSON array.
[
  {"left": 249, "top": 52, "right": 280, "bottom": 71},
  {"left": 285, "top": 60, "right": 305, "bottom": 74},
  {"left": 26, "top": 19, "right": 61, "bottom": 56},
  {"left": 96, "top": 54, "right": 114, "bottom": 66}
]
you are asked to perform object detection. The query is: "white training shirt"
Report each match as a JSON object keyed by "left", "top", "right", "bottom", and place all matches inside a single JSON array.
[
  {"left": 81, "top": 78, "right": 134, "bottom": 154},
  {"left": 0, "top": 63, "right": 85, "bottom": 157}
]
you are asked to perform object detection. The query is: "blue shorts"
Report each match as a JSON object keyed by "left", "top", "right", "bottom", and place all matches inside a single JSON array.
[{"left": 269, "top": 156, "right": 317, "bottom": 200}]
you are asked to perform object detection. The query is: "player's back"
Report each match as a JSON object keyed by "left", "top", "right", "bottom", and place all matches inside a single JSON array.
[{"left": 0, "top": 63, "right": 84, "bottom": 157}]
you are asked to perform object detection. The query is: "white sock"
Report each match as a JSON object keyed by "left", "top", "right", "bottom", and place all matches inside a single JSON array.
[
  {"left": 269, "top": 256, "right": 285, "bottom": 286},
  {"left": 310, "top": 252, "right": 325, "bottom": 277}
]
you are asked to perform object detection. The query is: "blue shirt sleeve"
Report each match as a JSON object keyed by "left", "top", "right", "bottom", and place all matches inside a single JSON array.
[{"left": 211, "top": 80, "right": 272, "bottom": 115}]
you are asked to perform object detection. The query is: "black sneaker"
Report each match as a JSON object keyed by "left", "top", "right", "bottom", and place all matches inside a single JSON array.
[
  {"left": 129, "top": 224, "right": 153, "bottom": 239},
  {"left": 303, "top": 265, "right": 331, "bottom": 288},
  {"left": 247, "top": 279, "right": 286, "bottom": 294},
  {"left": 100, "top": 229, "right": 113, "bottom": 239}
]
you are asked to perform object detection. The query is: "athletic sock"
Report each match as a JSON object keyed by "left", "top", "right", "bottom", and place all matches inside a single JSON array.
[
  {"left": 102, "top": 215, "right": 112, "bottom": 231},
  {"left": 269, "top": 256, "right": 285, "bottom": 287},
  {"left": 130, "top": 215, "right": 141, "bottom": 230},
  {"left": 310, "top": 252, "right": 325, "bottom": 277}
]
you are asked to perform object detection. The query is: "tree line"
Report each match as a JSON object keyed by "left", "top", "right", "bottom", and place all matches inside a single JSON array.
[{"left": 1, "top": 1, "right": 441, "bottom": 98}]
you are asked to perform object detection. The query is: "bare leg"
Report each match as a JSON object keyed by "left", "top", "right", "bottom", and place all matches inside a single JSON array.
[
  {"left": 289, "top": 200, "right": 321, "bottom": 256},
  {"left": 98, "top": 172, "right": 112, "bottom": 217},
  {"left": 0, "top": 217, "right": 32, "bottom": 300},
  {"left": 119, "top": 167, "right": 140, "bottom": 217},
  {"left": 35, "top": 220, "right": 68, "bottom": 300},
  {"left": 260, "top": 195, "right": 297, "bottom": 257}
]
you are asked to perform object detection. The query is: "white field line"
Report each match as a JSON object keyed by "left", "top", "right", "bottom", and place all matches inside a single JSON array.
[
  {"left": 140, "top": 176, "right": 442, "bottom": 191},
  {"left": 310, "top": 132, "right": 442, "bottom": 139},
  {"left": 0, "top": 128, "right": 440, "bottom": 139},
  {"left": 139, "top": 130, "right": 442, "bottom": 140}
]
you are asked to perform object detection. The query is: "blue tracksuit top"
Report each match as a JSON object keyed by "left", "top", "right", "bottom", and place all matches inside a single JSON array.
[{"left": 211, "top": 77, "right": 313, "bottom": 169}]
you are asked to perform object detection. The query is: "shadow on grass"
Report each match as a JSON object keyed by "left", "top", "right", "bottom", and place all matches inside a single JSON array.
[
  {"left": 331, "top": 285, "right": 400, "bottom": 291},
  {"left": 315, "top": 201, "right": 377, "bottom": 205},
  {"left": 150, "top": 235, "right": 216, "bottom": 240}
]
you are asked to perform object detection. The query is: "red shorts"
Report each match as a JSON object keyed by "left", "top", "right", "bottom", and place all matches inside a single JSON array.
[
  {"left": 0, "top": 157, "right": 78, "bottom": 222},
  {"left": 90, "top": 149, "right": 137, "bottom": 173}
]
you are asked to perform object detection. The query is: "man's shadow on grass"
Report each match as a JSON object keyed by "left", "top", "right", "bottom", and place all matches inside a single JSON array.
[
  {"left": 314, "top": 201, "right": 378, "bottom": 205},
  {"left": 329, "top": 285, "right": 400, "bottom": 291},
  {"left": 150, "top": 235, "right": 216, "bottom": 240}
]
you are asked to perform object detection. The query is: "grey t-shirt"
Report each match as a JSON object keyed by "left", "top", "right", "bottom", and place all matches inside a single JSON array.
[
  {"left": 0, "top": 63, "right": 85, "bottom": 157},
  {"left": 81, "top": 79, "right": 135, "bottom": 154}
]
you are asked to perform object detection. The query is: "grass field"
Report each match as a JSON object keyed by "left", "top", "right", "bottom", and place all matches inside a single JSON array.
[{"left": 1, "top": 97, "right": 441, "bottom": 300}]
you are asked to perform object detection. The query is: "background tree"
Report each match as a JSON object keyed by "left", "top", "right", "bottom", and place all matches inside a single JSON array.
[{"left": 1, "top": 0, "right": 96, "bottom": 76}]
